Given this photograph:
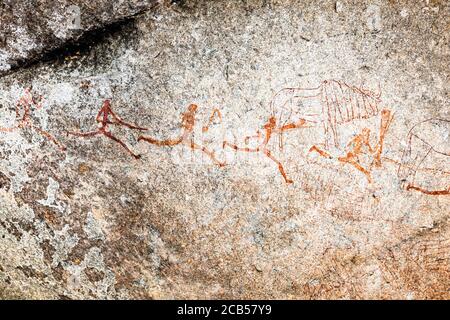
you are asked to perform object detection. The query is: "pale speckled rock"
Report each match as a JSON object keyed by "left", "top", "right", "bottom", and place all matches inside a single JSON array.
[{"left": 0, "top": 0, "right": 449, "bottom": 299}]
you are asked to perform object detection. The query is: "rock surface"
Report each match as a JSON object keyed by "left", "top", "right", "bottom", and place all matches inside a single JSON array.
[
  {"left": 0, "top": 0, "right": 157, "bottom": 74},
  {"left": 0, "top": 0, "right": 449, "bottom": 299}
]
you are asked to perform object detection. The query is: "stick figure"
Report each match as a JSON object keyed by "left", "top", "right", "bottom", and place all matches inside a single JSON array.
[
  {"left": 67, "top": 99, "right": 147, "bottom": 159},
  {"left": 223, "top": 115, "right": 310, "bottom": 184},
  {"left": 138, "top": 104, "right": 225, "bottom": 167},
  {"left": 0, "top": 88, "right": 66, "bottom": 151},
  {"left": 336, "top": 109, "right": 393, "bottom": 182},
  {"left": 337, "top": 128, "right": 375, "bottom": 182}
]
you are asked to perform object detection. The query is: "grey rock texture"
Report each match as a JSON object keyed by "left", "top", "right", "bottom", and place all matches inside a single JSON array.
[
  {"left": 0, "top": 0, "right": 449, "bottom": 299},
  {"left": 0, "top": 0, "right": 157, "bottom": 74}
]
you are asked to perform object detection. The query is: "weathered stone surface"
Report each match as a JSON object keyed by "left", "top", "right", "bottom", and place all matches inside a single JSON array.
[
  {"left": 0, "top": 0, "right": 449, "bottom": 299},
  {"left": 0, "top": 0, "right": 157, "bottom": 74}
]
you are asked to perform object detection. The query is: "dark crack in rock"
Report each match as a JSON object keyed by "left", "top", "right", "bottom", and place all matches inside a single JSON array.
[{"left": 0, "top": 0, "right": 158, "bottom": 74}]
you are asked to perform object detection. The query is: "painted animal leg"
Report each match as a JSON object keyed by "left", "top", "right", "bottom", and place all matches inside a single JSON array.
[
  {"left": 223, "top": 141, "right": 260, "bottom": 153},
  {"left": 279, "top": 118, "right": 308, "bottom": 131},
  {"left": 108, "top": 109, "right": 148, "bottom": 131},
  {"left": 138, "top": 135, "right": 184, "bottom": 147},
  {"left": 189, "top": 141, "right": 226, "bottom": 167},
  {"left": 409, "top": 146, "right": 433, "bottom": 187},
  {"left": 406, "top": 184, "right": 450, "bottom": 196},
  {"left": 264, "top": 149, "right": 293, "bottom": 184},
  {"left": 373, "top": 109, "right": 393, "bottom": 167},
  {"left": 104, "top": 131, "right": 141, "bottom": 159},
  {"left": 308, "top": 145, "right": 332, "bottom": 159},
  {"left": 338, "top": 153, "right": 373, "bottom": 183},
  {"left": 277, "top": 119, "right": 310, "bottom": 152},
  {"left": 33, "top": 126, "right": 66, "bottom": 151}
]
